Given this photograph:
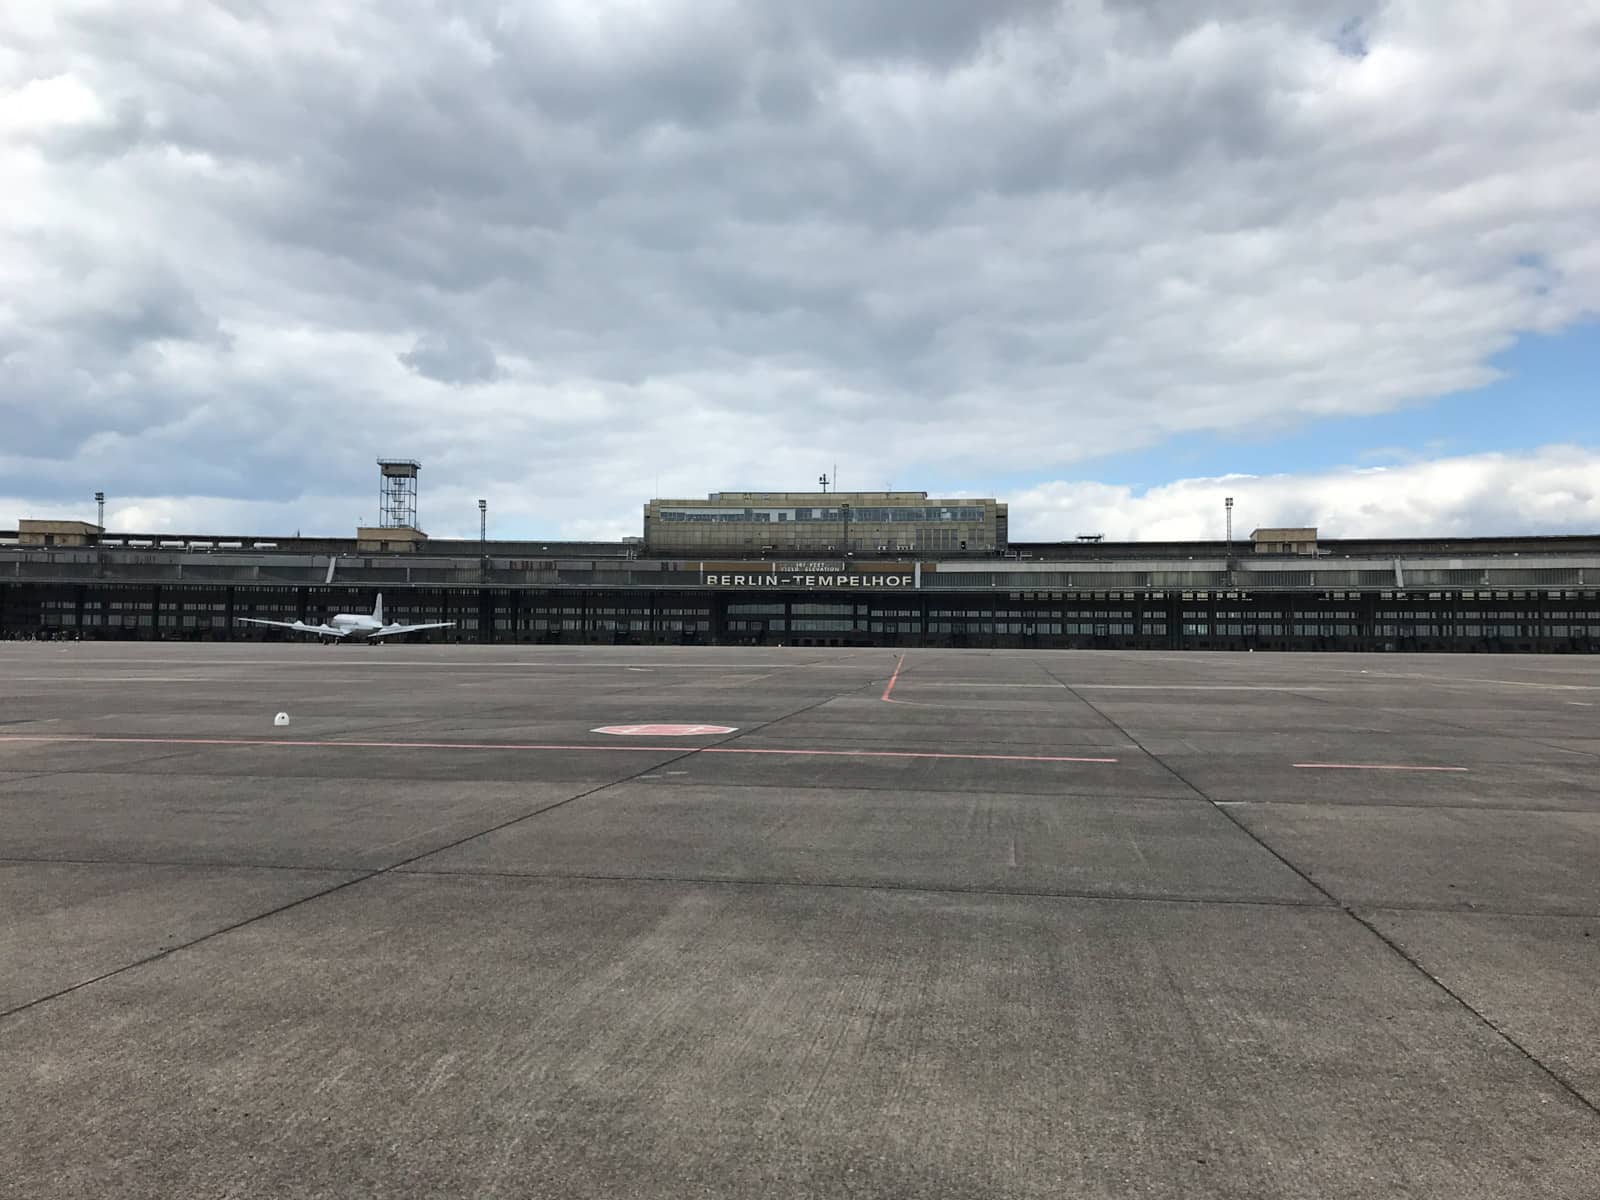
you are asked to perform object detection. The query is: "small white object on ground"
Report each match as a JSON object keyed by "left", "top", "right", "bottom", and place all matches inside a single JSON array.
[{"left": 274, "top": 712, "right": 290, "bottom": 727}]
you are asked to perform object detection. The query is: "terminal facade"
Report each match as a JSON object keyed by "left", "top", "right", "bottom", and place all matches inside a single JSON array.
[
  {"left": 643, "top": 492, "right": 1007, "bottom": 557},
  {"left": 4, "top": 498, "right": 1599, "bottom": 652}
]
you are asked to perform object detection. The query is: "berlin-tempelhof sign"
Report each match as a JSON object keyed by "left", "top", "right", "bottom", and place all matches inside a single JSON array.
[{"left": 699, "top": 562, "right": 920, "bottom": 589}]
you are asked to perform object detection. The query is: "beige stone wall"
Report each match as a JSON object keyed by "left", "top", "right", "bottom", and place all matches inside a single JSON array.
[
  {"left": 355, "top": 526, "right": 428, "bottom": 553},
  {"left": 644, "top": 494, "right": 1004, "bottom": 556},
  {"left": 18, "top": 519, "right": 102, "bottom": 546},
  {"left": 1250, "top": 527, "right": 1319, "bottom": 555}
]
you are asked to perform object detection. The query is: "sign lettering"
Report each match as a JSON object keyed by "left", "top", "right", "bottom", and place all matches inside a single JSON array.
[{"left": 703, "top": 573, "right": 912, "bottom": 589}]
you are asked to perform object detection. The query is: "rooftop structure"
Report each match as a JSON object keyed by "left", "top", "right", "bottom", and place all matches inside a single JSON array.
[
  {"left": 17, "top": 519, "right": 102, "bottom": 548},
  {"left": 1252, "top": 527, "right": 1319, "bottom": 555},
  {"left": 644, "top": 492, "right": 1008, "bottom": 557},
  {"left": 377, "top": 459, "right": 421, "bottom": 530}
]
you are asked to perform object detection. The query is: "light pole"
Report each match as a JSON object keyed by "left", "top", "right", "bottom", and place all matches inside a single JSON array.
[
  {"left": 1224, "top": 496, "right": 1235, "bottom": 586},
  {"left": 478, "top": 499, "right": 487, "bottom": 578},
  {"left": 94, "top": 491, "right": 107, "bottom": 578}
]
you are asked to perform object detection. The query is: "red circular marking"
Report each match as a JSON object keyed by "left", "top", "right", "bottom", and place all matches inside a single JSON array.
[{"left": 591, "top": 723, "right": 738, "bottom": 736}]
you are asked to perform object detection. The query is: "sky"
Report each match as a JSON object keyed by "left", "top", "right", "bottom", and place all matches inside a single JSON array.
[{"left": 3, "top": 0, "right": 1598, "bottom": 543}]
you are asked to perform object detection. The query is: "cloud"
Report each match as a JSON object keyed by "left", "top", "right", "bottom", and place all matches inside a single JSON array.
[
  {"left": 398, "top": 329, "right": 500, "bottom": 385},
  {"left": 2, "top": 1, "right": 1599, "bottom": 537},
  {"left": 12, "top": 445, "right": 1597, "bottom": 546},
  {"left": 1008, "top": 446, "right": 1600, "bottom": 542}
]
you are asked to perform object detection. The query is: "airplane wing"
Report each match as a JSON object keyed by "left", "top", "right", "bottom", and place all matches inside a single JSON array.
[
  {"left": 369, "top": 622, "right": 456, "bottom": 640},
  {"left": 237, "top": 618, "right": 349, "bottom": 637}
]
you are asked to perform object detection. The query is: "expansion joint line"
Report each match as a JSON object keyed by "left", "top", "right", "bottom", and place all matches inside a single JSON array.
[
  {"left": 1032, "top": 658, "right": 1600, "bottom": 1123},
  {"left": 0, "top": 757, "right": 680, "bottom": 1025},
  {"left": 0, "top": 660, "right": 896, "bottom": 1024}
]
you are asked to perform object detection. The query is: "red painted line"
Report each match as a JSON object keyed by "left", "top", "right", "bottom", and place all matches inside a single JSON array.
[
  {"left": 0, "top": 734, "right": 1117, "bottom": 766},
  {"left": 704, "top": 747, "right": 1117, "bottom": 764},
  {"left": 0, "top": 734, "right": 675, "bottom": 753},
  {"left": 881, "top": 654, "right": 906, "bottom": 702},
  {"left": 1292, "top": 763, "right": 1469, "bottom": 772}
]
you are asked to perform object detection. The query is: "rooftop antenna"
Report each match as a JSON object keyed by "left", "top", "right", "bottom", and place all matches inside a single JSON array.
[{"left": 818, "top": 473, "right": 829, "bottom": 494}]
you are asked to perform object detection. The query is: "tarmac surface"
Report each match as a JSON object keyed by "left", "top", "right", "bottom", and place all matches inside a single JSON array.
[{"left": 2, "top": 642, "right": 1598, "bottom": 1198}]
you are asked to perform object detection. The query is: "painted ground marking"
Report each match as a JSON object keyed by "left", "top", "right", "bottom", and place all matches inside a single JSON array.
[
  {"left": 592, "top": 724, "right": 737, "bottom": 736},
  {"left": 0, "top": 733, "right": 1116, "bottom": 765},
  {"left": 1293, "top": 763, "right": 1469, "bottom": 772}
]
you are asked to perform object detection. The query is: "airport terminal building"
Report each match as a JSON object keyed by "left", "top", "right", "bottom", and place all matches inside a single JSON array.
[
  {"left": 4, "top": 493, "right": 1600, "bottom": 652},
  {"left": 644, "top": 492, "right": 1007, "bottom": 557}
]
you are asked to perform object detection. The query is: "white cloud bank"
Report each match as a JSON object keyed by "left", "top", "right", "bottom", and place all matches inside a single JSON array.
[
  {"left": 9, "top": 445, "right": 1597, "bottom": 546},
  {"left": 2, "top": 2, "right": 1599, "bottom": 537},
  {"left": 1009, "top": 446, "right": 1600, "bottom": 542}
]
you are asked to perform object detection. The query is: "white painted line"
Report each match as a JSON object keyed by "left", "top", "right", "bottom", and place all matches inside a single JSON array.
[
  {"left": 1336, "top": 670, "right": 1600, "bottom": 691},
  {"left": 1077, "top": 685, "right": 1340, "bottom": 692},
  {"left": 905, "top": 683, "right": 1338, "bottom": 691},
  {"left": 909, "top": 682, "right": 1066, "bottom": 689},
  {"left": 1293, "top": 763, "right": 1469, "bottom": 772}
]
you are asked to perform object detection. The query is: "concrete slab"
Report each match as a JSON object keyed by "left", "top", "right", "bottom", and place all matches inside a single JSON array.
[
  {"left": 3, "top": 875, "right": 1596, "bottom": 1200},
  {"left": 92, "top": 742, "right": 688, "bottom": 784},
  {"left": 1369, "top": 909, "right": 1600, "bottom": 1107},
  {"left": 0, "top": 739, "right": 210, "bottom": 775},
  {"left": 746, "top": 712, "right": 1133, "bottom": 748},
  {"left": 0, "top": 861, "right": 355, "bottom": 1012},
  {"left": 1158, "top": 755, "right": 1600, "bottom": 811},
  {"left": 3, "top": 643, "right": 1598, "bottom": 1197},
  {"left": 559, "top": 746, "right": 1194, "bottom": 797},
  {"left": 0, "top": 774, "right": 595, "bottom": 869},
  {"left": 412, "top": 783, "right": 1327, "bottom": 904},
  {"left": 1136, "top": 730, "right": 1594, "bottom": 764},
  {"left": 1227, "top": 804, "right": 1600, "bottom": 913}
]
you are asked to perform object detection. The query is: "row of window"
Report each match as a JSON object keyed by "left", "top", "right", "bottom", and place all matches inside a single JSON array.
[{"left": 658, "top": 507, "right": 985, "bottom": 524}]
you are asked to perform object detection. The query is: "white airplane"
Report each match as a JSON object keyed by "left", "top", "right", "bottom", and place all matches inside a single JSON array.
[{"left": 237, "top": 594, "right": 455, "bottom": 642}]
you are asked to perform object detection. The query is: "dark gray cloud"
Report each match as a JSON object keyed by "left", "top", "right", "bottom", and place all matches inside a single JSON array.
[
  {"left": 399, "top": 329, "right": 501, "bottom": 385},
  {"left": 2, "top": 1, "right": 1598, "bottom": 537},
  {"left": 776, "top": 0, "right": 1060, "bottom": 65}
]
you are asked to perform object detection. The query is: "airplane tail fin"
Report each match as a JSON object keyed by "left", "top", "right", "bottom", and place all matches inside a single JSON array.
[{"left": 374, "top": 593, "right": 385, "bottom": 624}]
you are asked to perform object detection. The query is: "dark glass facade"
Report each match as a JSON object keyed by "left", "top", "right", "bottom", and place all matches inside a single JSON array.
[{"left": 5, "top": 581, "right": 1597, "bottom": 653}]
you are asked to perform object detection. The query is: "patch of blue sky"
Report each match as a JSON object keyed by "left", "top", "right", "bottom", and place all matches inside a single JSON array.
[{"left": 974, "top": 321, "right": 1600, "bottom": 495}]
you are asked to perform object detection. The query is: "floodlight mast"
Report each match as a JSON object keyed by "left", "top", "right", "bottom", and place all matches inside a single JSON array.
[
  {"left": 478, "top": 498, "right": 487, "bottom": 581},
  {"left": 1225, "top": 496, "right": 1235, "bottom": 585}
]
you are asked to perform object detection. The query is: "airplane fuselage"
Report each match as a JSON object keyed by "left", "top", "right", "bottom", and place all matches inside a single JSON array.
[
  {"left": 328, "top": 613, "right": 382, "bottom": 636},
  {"left": 236, "top": 592, "right": 453, "bottom": 641}
]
